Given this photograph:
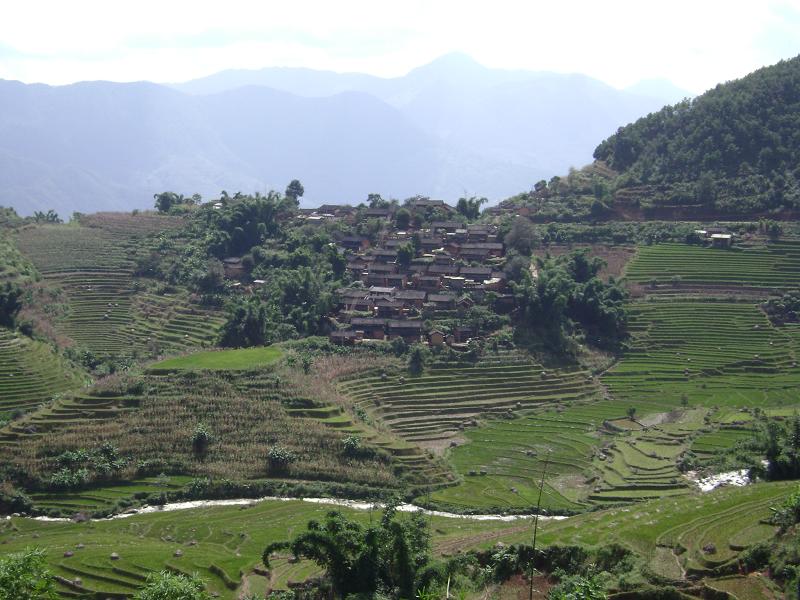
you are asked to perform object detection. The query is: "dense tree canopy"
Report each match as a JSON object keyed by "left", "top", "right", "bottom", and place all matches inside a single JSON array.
[
  {"left": 263, "top": 505, "right": 443, "bottom": 599},
  {"left": 511, "top": 250, "right": 627, "bottom": 353},
  {"left": 593, "top": 56, "right": 800, "bottom": 213}
]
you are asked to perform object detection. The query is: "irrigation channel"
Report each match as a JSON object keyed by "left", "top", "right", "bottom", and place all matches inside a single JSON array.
[{"left": 7, "top": 468, "right": 754, "bottom": 524}]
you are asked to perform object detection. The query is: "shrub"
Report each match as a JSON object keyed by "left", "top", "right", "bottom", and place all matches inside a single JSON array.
[
  {"left": 268, "top": 445, "right": 296, "bottom": 475},
  {"left": 191, "top": 423, "right": 213, "bottom": 456},
  {"left": 0, "top": 482, "right": 32, "bottom": 515},
  {"left": 133, "top": 571, "right": 211, "bottom": 600},
  {"left": 0, "top": 548, "right": 58, "bottom": 600}
]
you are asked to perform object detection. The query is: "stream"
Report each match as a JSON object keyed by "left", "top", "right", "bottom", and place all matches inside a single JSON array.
[{"left": 13, "top": 496, "right": 568, "bottom": 523}]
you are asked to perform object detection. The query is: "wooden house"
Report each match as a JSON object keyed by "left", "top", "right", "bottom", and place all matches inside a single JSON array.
[
  {"left": 350, "top": 318, "right": 388, "bottom": 340},
  {"left": 395, "top": 290, "right": 427, "bottom": 308},
  {"left": 427, "top": 294, "right": 456, "bottom": 309},
  {"left": 387, "top": 320, "right": 424, "bottom": 343},
  {"left": 415, "top": 275, "right": 442, "bottom": 292}
]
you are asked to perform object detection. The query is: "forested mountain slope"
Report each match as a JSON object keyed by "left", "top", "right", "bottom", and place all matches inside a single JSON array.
[{"left": 593, "top": 55, "right": 800, "bottom": 214}]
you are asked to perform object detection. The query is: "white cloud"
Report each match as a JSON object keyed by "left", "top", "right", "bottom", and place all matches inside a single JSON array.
[{"left": 1, "top": 0, "right": 799, "bottom": 91}]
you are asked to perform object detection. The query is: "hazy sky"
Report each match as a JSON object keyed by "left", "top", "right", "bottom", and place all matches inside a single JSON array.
[{"left": 2, "top": 0, "right": 799, "bottom": 93}]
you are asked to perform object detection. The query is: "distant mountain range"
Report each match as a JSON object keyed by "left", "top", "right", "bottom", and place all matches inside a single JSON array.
[{"left": 0, "top": 53, "right": 690, "bottom": 216}]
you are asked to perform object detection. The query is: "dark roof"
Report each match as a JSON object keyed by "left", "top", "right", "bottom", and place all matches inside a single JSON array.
[
  {"left": 428, "top": 264, "right": 459, "bottom": 275},
  {"left": 417, "top": 275, "right": 442, "bottom": 281},
  {"left": 374, "top": 298, "right": 403, "bottom": 307},
  {"left": 460, "top": 266, "right": 492, "bottom": 275},
  {"left": 387, "top": 320, "right": 424, "bottom": 329},
  {"left": 431, "top": 221, "right": 464, "bottom": 229},
  {"left": 460, "top": 243, "right": 503, "bottom": 250},
  {"left": 428, "top": 294, "right": 456, "bottom": 303},
  {"left": 363, "top": 208, "right": 393, "bottom": 217},
  {"left": 339, "top": 236, "right": 368, "bottom": 244},
  {"left": 351, "top": 318, "right": 388, "bottom": 327},
  {"left": 368, "top": 264, "right": 395, "bottom": 273},
  {"left": 338, "top": 288, "right": 369, "bottom": 298},
  {"left": 395, "top": 290, "right": 427, "bottom": 300},
  {"left": 371, "top": 249, "right": 398, "bottom": 258}
]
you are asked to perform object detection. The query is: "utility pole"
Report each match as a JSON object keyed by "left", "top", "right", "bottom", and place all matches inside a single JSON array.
[{"left": 529, "top": 455, "right": 550, "bottom": 600}]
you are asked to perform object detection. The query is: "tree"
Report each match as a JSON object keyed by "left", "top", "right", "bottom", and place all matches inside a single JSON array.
[
  {"left": 408, "top": 344, "right": 429, "bottom": 375},
  {"left": 456, "top": 196, "right": 487, "bottom": 220},
  {"left": 0, "top": 282, "right": 22, "bottom": 327},
  {"left": 154, "top": 192, "right": 183, "bottom": 213},
  {"left": 285, "top": 179, "right": 305, "bottom": 202},
  {"left": 133, "top": 571, "right": 211, "bottom": 600},
  {"left": 627, "top": 407, "right": 637, "bottom": 421},
  {"left": 0, "top": 549, "right": 58, "bottom": 600},
  {"left": 396, "top": 243, "right": 414, "bottom": 269},
  {"left": 395, "top": 208, "right": 411, "bottom": 230},
  {"left": 504, "top": 217, "right": 539, "bottom": 256},
  {"left": 263, "top": 505, "right": 436, "bottom": 599}
]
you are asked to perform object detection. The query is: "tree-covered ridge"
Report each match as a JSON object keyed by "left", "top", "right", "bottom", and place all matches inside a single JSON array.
[{"left": 594, "top": 55, "right": 800, "bottom": 212}]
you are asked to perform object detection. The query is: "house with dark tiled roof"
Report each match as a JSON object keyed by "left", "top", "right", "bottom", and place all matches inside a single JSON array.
[{"left": 387, "top": 320, "right": 424, "bottom": 343}]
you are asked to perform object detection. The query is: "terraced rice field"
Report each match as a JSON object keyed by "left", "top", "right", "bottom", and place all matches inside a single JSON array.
[
  {"left": 428, "top": 298, "right": 800, "bottom": 511},
  {"left": 0, "top": 480, "right": 791, "bottom": 598},
  {"left": 0, "top": 498, "right": 525, "bottom": 599},
  {"left": 0, "top": 327, "right": 84, "bottom": 416},
  {"left": 604, "top": 300, "right": 800, "bottom": 410},
  {"left": 624, "top": 240, "right": 800, "bottom": 289},
  {"left": 538, "top": 480, "right": 795, "bottom": 578},
  {"left": 15, "top": 225, "right": 225, "bottom": 357},
  {"left": 149, "top": 346, "right": 284, "bottom": 372},
  {"left": 0, "top": 365, "right": 447, "bottom": 497},
  {"left": 339, "top": 350, "right": 598, "bottom": 445}
]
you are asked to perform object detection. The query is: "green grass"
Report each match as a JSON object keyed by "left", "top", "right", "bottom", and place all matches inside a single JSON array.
[
  {"left": 0, "top": 327, "right": 85, "bottom": 417},
  {"left": 0, "top": 497, "right": 526, "bottom": 599},
  {"left": 340, "top": 350, "right": 598, "bottom": 444},
  {"left": 537, "top": 480, "right": 796, "bottom": 577},
  {"left": 429, "top": 298, "right": 800, "bottom": 511},
  {"left": 149, "top": 346, "right": 284, "bottom": 372},
  {"left": 1, "top": 480, "right": 793, "bottom": 599},
  {"left": 14, "top": 224, "right": 225, "bottom": 358},
  {"left": 624, "top": 240, "right": 800, "bottom": 289}
]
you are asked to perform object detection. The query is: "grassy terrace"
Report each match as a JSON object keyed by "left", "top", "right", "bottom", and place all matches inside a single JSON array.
[
  {"left": 624, "top": 240, "right": 800, "bottom": 289},
  {"left": 0, "top": 362, "right": 447, "bottom": 501},
  {"left": 15, "top": 224, "right": 225, "bottom": 357},
  {"left": 0, "top": 498, "right": 526, "bottom": 600},
  {"left": 428, "top": 299, "right": 800, "bottom": 512},
  {"left": 149, "top": 346, "right": 284, "bottom": 372},
  {"left": 604, "top": 300, "right": 800, "bottom": 410},
  {"left": 0, "top": 327, "right": 84, "bottom": 416},
  {"left": 538, "top": 480, "right": 796, "bottom": 579},
  {"left": 0, "top": 480, "right": 793, "bottom": 598},
  {"left": 339, "top": 350, "right": 598, "bottom": 445}
]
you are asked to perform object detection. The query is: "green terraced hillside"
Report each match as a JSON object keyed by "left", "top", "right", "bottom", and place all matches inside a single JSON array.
[
  {"left": 0, "top": 364, "right": 447, "bottom": 499},
  {"left": 15, "top": 224, "right": 225, "bottom": 357},
  {"left": 538, "top": 480, "right": 795, "bottom": 579},
  {"left": 604, "top": 299, "right": 800, "bottom": 409},
  {"left": 0, "top": 497, "right": 525, "bottom": 599},
  {"left": 624, "top": 240, "right": 800, "bottom": 290},
  {"left": 339, "top": 350, "right": 599, "bottom": 446},
  {"left": 0, "top": 327, "right": 84, "bottom": 417},
  {"left": 0, "top": 480, "right": 792, "bottom": 599},
  {"left": 149, "top": 346, "right": 284, "bottom": 372}
]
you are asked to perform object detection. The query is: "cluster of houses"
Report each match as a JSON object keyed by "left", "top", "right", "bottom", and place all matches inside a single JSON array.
[{"left": 324, "top": 203, "right": 511, "bottom": 347}]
